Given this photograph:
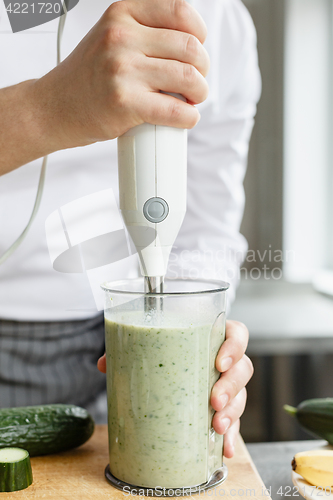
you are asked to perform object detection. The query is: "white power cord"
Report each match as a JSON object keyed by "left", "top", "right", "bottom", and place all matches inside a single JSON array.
[{"left": 0, "top": 2, "right": 68, "bottom": 265}]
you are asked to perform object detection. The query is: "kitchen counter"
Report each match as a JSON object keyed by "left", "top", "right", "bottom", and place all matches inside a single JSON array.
[
  {"left": 229, "top": 279, "right": 333, "bottom": 356},
  {"left": 1, "top": 425, "right": 271, "bottom": 499},
  {"left": 248, "top": 439, "right": 331, "bottom": 500}
]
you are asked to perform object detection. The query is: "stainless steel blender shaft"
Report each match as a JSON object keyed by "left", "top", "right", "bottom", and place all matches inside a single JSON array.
[{"left": 144, "top": 276, "right": 164, "bottom": 314}]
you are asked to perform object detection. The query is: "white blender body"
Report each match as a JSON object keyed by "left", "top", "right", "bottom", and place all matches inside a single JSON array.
[
  {"left": 117, "top": 1, "right": 194, "bottom": 290},
  {"left": 118, "top": 122, "right": 187, "bottom": 286}
]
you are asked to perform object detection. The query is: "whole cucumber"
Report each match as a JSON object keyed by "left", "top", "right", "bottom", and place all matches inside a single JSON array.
[
  {"left": 0, "top": 404, "right": 95, "bottom": 457},
  {"left": 284, "top": 398, "right": 333, "bottom": 444}
]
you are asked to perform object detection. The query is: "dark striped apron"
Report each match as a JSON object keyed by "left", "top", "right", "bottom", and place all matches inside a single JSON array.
[{"left": 0, "top": 314, "right": 108, "bottom": 423}]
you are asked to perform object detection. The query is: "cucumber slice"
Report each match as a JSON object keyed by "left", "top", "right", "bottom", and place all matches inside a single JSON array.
[{"left": 0, "top": 448, "right": 33, "bottom": 492}]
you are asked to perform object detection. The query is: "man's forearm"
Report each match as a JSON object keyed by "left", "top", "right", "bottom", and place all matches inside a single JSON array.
[
  {"left": 0, "top": 80, "right": 60, "bottom": 176},
  {"left": 0, "top": 0, "right": 210, "bottom": 177}
]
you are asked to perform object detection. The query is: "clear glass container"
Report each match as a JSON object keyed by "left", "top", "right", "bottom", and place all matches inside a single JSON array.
[{"left": 101, "top": 278, "right": 229, "bottom": 496}]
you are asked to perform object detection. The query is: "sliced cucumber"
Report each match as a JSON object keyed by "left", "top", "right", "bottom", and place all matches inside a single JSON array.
[{"left": 0, "top": 447, "right": 33, "bottom": 492}]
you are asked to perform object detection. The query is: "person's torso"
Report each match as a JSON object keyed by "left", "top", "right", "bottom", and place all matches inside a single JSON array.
[{"left": 0, "top": 0, "right": 256, "bottom": 320}]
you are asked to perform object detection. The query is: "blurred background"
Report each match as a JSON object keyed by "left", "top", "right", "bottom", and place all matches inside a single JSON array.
[{"left": 234, "top": 0, "right": 333, "bottom": 442}]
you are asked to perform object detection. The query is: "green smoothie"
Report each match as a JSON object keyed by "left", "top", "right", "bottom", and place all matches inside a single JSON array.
[{"left": 105, "top": 310, "right": 224, "bottom": 488}]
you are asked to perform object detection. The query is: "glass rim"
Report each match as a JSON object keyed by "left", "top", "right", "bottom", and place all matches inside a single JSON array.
[{"left": 100, "top": 277, "right": 229, "bottom": 297}]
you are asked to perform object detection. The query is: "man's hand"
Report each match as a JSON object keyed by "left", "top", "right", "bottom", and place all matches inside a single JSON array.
[
  {"left": 1, "top": 0, "right": 210, "bottom": 174},
  {"left": 32, "top": 0, "right": 210, "bottom": 150},
  {"left": 210, "top": 320, "right": 253, "bottom": 458},
  {"left": 98, "top": 319, "right": 253, "bottom": 459}
]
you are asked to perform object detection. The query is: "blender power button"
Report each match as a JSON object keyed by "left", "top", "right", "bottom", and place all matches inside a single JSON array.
[{"left": 143, "top": 197, "right": 169, "bottom": 223}]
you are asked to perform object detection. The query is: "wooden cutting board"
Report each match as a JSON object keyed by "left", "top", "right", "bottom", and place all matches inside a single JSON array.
[{"left": 0, "top": 426, "right": 271, "bottom": 499}]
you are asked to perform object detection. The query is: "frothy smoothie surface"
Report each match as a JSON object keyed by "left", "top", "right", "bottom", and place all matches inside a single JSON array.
[{"left": 105, "top": 311, "right": 224, "bottom": 488}]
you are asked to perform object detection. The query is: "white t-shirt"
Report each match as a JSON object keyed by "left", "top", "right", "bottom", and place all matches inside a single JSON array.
[{"left": 0, "top": 0, "right": 261, "bottom": 321}]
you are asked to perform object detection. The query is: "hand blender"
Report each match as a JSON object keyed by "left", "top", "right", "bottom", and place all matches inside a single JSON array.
[
  {"left": 117, "top": 0, "right": 195, "bottom": 311},
  {"left": 117, "top": 100, "right": 187, "bottom": 309}
]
